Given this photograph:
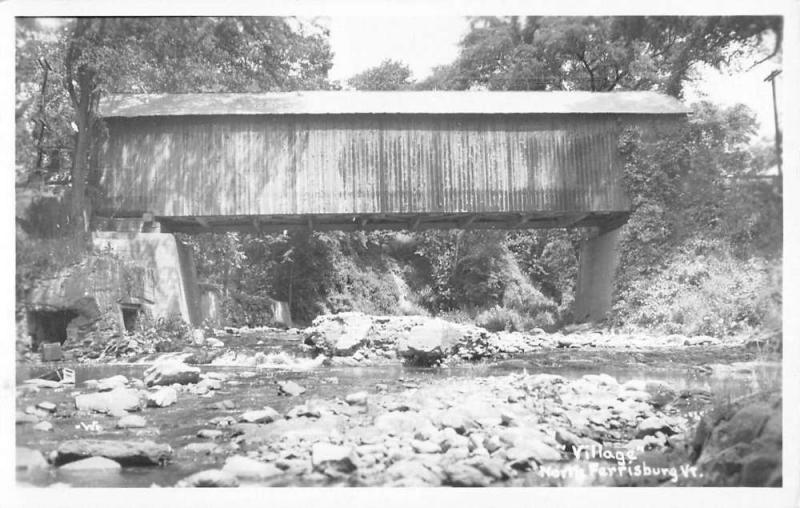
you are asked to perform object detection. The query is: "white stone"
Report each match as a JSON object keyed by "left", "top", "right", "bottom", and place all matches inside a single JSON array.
[
  {"left": 345, "top": 391, "right": 368, "bottom": 406},
  {"left": 239, "top": 407, "right": 280, "bottom": 424},
  {"left": 59, "top": 456, "right": 121, "bottom": 471},
  {"left": 147, "top": 386, "right": 178, "bottom": 408},
  {"left": 222, "top": 455, "right": 282, "bottom": 480}
]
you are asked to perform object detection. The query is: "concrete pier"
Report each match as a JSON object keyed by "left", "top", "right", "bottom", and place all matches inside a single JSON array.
[{"left": 574, "top": 227, "right": 622, "bottom": 322}]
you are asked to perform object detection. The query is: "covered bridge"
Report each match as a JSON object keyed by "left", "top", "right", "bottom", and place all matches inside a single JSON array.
[
  {"left": 97, "top": 91, "right": 687, "bottom": 233},
  {"left": 94, "top": 91, "right": 688, "bottom": 321}
]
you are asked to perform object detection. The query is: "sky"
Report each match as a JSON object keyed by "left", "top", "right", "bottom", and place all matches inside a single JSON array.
[{"left": 327, "top": 16, "right": 783, "bottom": 139}]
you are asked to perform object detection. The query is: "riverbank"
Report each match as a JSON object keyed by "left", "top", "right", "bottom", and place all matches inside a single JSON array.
[
  {"left": 16, "top": 313, "right": 781, "bottom": 488},
  {"left": 16, "top": 356, "right": 781, "bottom": 488}
]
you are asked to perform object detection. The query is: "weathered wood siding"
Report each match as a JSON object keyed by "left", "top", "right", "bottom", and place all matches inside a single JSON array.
[{"left": 99, "top": 114, "right": 671, "bottom": 218}]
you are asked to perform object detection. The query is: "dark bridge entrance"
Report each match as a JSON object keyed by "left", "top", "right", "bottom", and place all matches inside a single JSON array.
[{"left": 94, "top": 91, "right": 687, "bottom": 323}]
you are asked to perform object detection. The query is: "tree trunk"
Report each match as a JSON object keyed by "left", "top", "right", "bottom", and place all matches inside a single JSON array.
[{"left": 70, "top": 108, "right": 90, "bottom": 232}]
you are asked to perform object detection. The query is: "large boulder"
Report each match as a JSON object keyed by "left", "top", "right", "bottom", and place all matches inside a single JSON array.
[
  {"left": 691, "top": 391, "right": 781, "bottom": 486},
  {"left": 53, "top": 439, "right": 173, "bottom": 466},
  {"left": 75, "top": 388, "right": 143, "bottom": 414},
  {"left": 59, "top": 456, "right": 122, "bottom": 472},
  {"left": 144, "top": 360, "right": 200, "bottom": 386},
  {"left": 303, "top": 312, "right": 374, "bottom": 356},
  {"left": 395, "top": 319, "right": 463, "bottom": 364}
]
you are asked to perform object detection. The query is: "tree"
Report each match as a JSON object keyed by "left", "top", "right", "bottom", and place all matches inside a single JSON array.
[
  {"left": 417, "top": 16, "right": 782, "bottom": 96},
  {"left": 348, "top": 59, "right": 413, "bottom": 90},
  {"left": 16, "top": 17, "right": 334, "bottom": 230}
]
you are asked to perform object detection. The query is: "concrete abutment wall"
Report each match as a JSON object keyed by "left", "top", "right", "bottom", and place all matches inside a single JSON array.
[
  {"left": 92, "top": 232, "right": 200, "bottom": 326},
  {"left": 574, "top": 227, "right": 622, "bottom": 322}
]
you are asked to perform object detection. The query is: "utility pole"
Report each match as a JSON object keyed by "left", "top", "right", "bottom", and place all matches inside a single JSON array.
[{"left": 764, "top": 69, "right": 782, "bottom": 178}]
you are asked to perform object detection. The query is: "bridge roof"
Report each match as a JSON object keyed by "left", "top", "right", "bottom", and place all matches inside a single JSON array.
[{"left": 100, "top": 91, "right": 689, "bottom": 118}]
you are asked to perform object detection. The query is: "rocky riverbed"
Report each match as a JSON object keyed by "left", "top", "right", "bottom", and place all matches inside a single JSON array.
[{"left": 16, "top": 314, "right": 781, "bottom": 488}]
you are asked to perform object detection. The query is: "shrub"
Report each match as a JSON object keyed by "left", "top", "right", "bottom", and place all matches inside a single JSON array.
[
  {"left": 613, "top": 238, "right": 778, "bottom": 337},
  {"left": 476, "top": 306, "right": 525, "bottom": 332}
]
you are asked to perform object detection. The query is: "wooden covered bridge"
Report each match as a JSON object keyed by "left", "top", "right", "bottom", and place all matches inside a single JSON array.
[{"left": 93, "top": 91, "right": 688, "bottom": 322}]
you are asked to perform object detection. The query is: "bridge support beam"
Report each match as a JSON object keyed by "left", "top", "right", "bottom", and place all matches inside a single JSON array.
[{"left": 573, "top": 226, "right": 622, "bottom": 323}]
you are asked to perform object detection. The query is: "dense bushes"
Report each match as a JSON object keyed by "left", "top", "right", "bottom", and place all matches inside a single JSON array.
[
  {"left": 183, "top": 231, "right": 403, "bottom": 325},
  {"left": 15, "top": 228, "right": 92, "bottom": 310},
  {"left": 613, "top": 102, "right": 782, "bottom": 337},
  {"left": 182, "top": 227, "right": 575, "bottom": 330}
]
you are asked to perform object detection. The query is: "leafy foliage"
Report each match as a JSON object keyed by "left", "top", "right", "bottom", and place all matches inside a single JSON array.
[
  {"left": 613, "top": 102, "right": 782, "bottom": 336},
  {"left": 348, "top": 59, "right": 413, "bottom": 90},
  {"left": 16, "top": 17, "right": 335, "bottom": 226},
  {"left": 417, "top": 16, "right": 781, "bottom": 95}
]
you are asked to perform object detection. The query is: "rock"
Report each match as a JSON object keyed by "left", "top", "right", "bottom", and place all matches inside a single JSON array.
[
  {"left": 345, "top": 391, "right": 368, "bottom": 406},
  {"left": 183, "top": 442, "right": 220, "bottom": 455},
  {"left": 507, "top": 391, "right": 524, "bottom": 403},
  {"left": 16, "top": 447, "right": 48, "bottom": 471},
  {"left": 197, "top": 429, "right": 223, "bottom": 439},
  {"left": 16, "top": 411, "right": 39, "bottom": 425},
  {"left": 440, "top": 429, "right": 470, "bottom": 451},
  {"left": 59, "top": 456, "right": 121, "bottom": 472},
  {"left": 144, "top": 360, "right": 200, "bottom": 387},
  {"left": 438, "top": 410, "right": 476, "bottom": 434},
  {"left": 222, "top": 456, "right": 282, "bottom": 480},
  {"left": 555, "top": 428, "right": 595, "bottom": 452},
  {"left": 396, "top": 319, "right": 462, "bottom": 364},
  {"left": 239, "top": 407, "right": 280, "bottom": 424},
  {"left": 211, "top": 416, "right": 239, "bottom": 428},
  {"left": 37, "top": 401, "right": 57, "bottom": 412},
  {"left": 374, "top": 412, "right": 434, "bottom": 436},
  {"left": 23, "top": 379, "right": 61, "bottom": 389},
  {"left": 96, "top": 375, "right": 128, "bottom": 392},
  {"left": 117, "top": 415, "right": 147, "bottom": 429},
  {"left": 384, "top": 459, "right": 442, "bottom": 486},
  {"left": 33, "top": 421, "right": 53, "bottom": 432},
  {"left": 25, "top": 405, "right": 50, "bottom": 419},
  {"left": 277, "top": 380, "right": 306, "bottom": 397},
  {"left": 211, "top": 399, "right": 237, "bottom": 410},
  {"left": 693, "top": 392, "right": 781, "bottom": 486},
  {"left": 197, "top": 378, "right": 222, "bottom": 391},
  {"left": 484, "top": 435, "right": 503, "bottom": 453},
  {"left": 467, "top": 457, "right": 510, "bottom": 481},
  {"left": 54, "top": 439, "right": 172, "bottom": 466},
  {"left": 443, "top": 463, "right": 491, "bottom": 487},
  {"left": 234, "top": 416, "right": 346, "bottom": 445},
  {"left": 311, "top": 443, "right": 357, "bottom": 474},
  {"left": 304, "top": 312, "right": 373, "bottom": 356},
  {"left": 191, "top": 329, "right": 206, "bottom": 345},
  {"left": 506, "top": 440, "right": 562, "bottom": 468},
  {"left": 176, "top": 469, "right": 239, "bottom": 488},
  {"left": 500, "top": 410, "right": 520, "bottom": 427},
  {"left": 75, "top": 388, "right": 142, "bottom": 414},
  {"left": 146, "top": 386, "right": 178, "bottom": 408},
  {"left": 635, "top": 416, "right": 677, "bottom": 439},
  {"left": 684, "top": 335, "right": 721, "bottom": 346},
  {"left": 411, "top": 439, "right": 442, "bottom": 454},
  {"left": 644, "top": 381, "right": 677, "bottom": 408},
  {"left": 286, "top": 404, "right": 322, "bottom": 419},
  {"left": 206, "top": 337, "right": 225, "bottom": 348}
]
